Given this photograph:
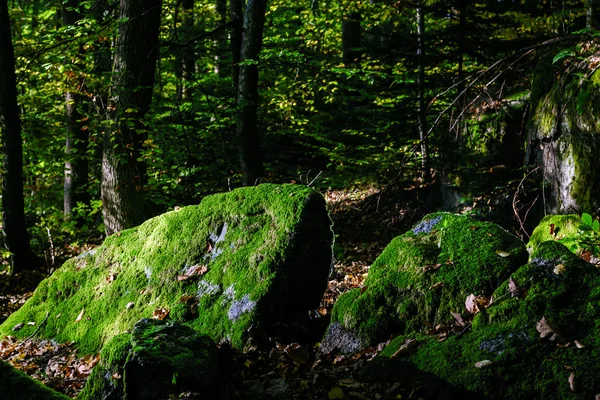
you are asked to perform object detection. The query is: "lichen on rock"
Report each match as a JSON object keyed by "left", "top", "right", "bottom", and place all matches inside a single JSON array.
[
  {"left": 0, "top": 184, "right": 334, "bottom": 354},
  {"left": 322, "top": 212, "right": 527, "bottom": 354}
]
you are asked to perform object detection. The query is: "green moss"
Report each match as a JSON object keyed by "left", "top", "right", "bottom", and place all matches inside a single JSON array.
[
  {"left": 0, "top": 361, "right": 70, "bottom": 400},
  {"left": 527, "top": 214, "right": 581, "bottom": 254},
  {"left": 328, "top": 212, "right": 527, "bottom": 348},
  {"left": 0, "top": 184, "right": 333, "bottom": 354}
]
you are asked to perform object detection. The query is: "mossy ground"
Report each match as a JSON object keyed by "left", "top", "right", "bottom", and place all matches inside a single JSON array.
[
  {"left": 527, "top": 214, "right": 581, "bottom": 253},
  {"left": 0, "top": 360, "right": 70, "bottom": 400},
  {"left": 0, "top": 184, "right": 333, "bottom": 354},
  {"left": 367, "top": 240, "right": 600, "bottom": 399},
  {"left": 326, "top": 212, "right": 528, "bottom": 350}
]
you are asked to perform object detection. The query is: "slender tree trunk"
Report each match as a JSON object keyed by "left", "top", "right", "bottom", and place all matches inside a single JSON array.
[
  {"left": 101, "top": 0, "right": 162, "bottom": 235},
  {"left": 342, "top": 12, "right": 361, "bottom": 66},
  {"left": 587, "top": 0, "right": 599, "bottom": 30},
  {"left": 236, "top": 0, "right": 267, "bottom": 186},
  {"left": 416, "top": 1, "right": 429, "bottom": 181},
  {"left": 180, "top": 0, "right": 195, "bottom": 99},
  {"left": 0, "top": 0, "right": 41, "bottom": 271},
  {"left": 229, "top": 0, "right": 243, "bottom": 92},
  {"left": 62, "top": 0, "right": 89, "bottom": 219},
  {"left": 214, "top": 0, "right": 228, "bottom": 76}
]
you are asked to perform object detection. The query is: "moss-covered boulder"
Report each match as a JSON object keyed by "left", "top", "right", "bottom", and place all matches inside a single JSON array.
[
  {"left": 364, "top": 241, "right": 600, "bottom": 399},
  {"left": 527, "top": 214, "right": 581, "bottom": 253},
  {"left": 79, "top": 319, "right": 217, "bottom": 400},
  {"left": 525, "top": 53, "right": 600, "bottom": 214},
  {"left": 0, "top": 360, "right": 70, "bottom": 400},
  {"left": 0, "top": 184, "right": 333, "bottom": 353},
  {"left": 321, "top": 212, "right": 528, "bottom": 354}
]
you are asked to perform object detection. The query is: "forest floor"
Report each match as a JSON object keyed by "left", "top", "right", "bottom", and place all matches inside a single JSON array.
[{"left": 0, "top": 183, "right": 444, "bottom": 399}]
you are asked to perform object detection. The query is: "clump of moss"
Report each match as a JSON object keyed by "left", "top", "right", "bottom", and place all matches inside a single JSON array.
[
  {"left": 527, "top": 214, "right": 581, "bottom": 254},
  {"left": 323, "top": 212, "right": 527, "bottom": 353},
  {"left": 365, "top": 240, "right": 600, "bottom": 399},
  {"left": 0, "top": 361, "right": 70, "bottom": 400},
  {"left": 0, "top": 184, "right": 333, "bottom": 354}
]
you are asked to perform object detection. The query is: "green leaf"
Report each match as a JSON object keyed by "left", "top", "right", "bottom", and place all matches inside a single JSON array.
[
  {"left": 552, "top": 49, "right": 574, "bottom": 64},
  {"left": 582, "top": 213, "right": 593, "bottom": 227},
  {"left": 594, "top": 219, "right": 600, "bottom": 232}
]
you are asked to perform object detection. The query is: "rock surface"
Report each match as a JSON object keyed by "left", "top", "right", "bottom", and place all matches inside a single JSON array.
[
  {"left": 79, "top": 319, "right": 217, "bottom": 400},
  {"left": 0, "top": 184, "right": 333, "bottom": 354},
  {"left": 321, "top": 212, "right": 528, "bottom": 354}
]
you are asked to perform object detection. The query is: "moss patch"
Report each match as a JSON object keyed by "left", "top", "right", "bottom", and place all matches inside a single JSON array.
[
  {"left": 322, "top": 213, "right": 527, "bottom": 353},
  {"left": 0, "top": 184, "right": 333, "bottom": 354},
  {"left": 365, "top": 240, "right": 600, "bottom": 399},
  {"left": 527, "top": 214, "right": 581, "bottom": 254},
  {"left": 0, "top": 360, "right": 70, "bottom": 400}
]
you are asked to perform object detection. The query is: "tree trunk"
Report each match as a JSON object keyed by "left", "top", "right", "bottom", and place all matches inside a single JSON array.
[
  {"left": 416, "top": 1, "right": 429, "bottom": 181},
  {"left": 214, "top": 0, "right": 228, "bottom": 76},
  {"left": 180, "top": 0, "right": 195, "bottom": 99},
  {"left": 236, "top": 0, "right": 267, "bottom": 186},
  {"left": 62, "top": 0, "right": 89, "bottom": 219},
  {"left": 0, "top": 0, "right": 41, "bottom": 271},
  {"left": 101, "top": 0, "right": 162, "bottom": 235},
  {"left": 229, "top": 0, "right": 243, "bottom": 92},
  {"left": 342, "top": 12, "right": 361, "bottom": 65},
  {"left": 587, "top": 0, "right": 599, "bottom": 30}
]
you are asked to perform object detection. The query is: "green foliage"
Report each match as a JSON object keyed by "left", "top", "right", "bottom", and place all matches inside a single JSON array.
[{"left": 564, "top": 212, "right": 600, "bottom": 256}]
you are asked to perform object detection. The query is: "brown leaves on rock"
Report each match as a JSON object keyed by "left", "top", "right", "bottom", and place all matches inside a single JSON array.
[
  {"left": 465, "top": 294, "right": 490, "bottom": 314},
  {"left": 536, "top": 316, "right": 559, "bottom": 341},
  {"left": 74, "top": 308, "right": 85, "bottom": 323},
  {"left": 508, "top": 276, "right": 520, "bottom": 298},
  {"left": 569, "top": 372, "right": 576, "bottom": 392},
  {"left": 177, "top": 265, "right": 208, "bottom": 281},
  {"left": 152, "top": 307, "right": 170, "bottom": 320}
]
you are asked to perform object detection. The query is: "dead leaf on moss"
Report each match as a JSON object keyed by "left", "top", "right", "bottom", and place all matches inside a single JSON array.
[
  {"left": 508, "top": 276, "right": 519, "bottom": 298},
  {"left": 422, "top": 263, "right": 441, "bottom": 273},
  {"left": 574, "top": 340, "right": 585, "bottom": 349},
  {"left": 451, "top": 312, "right": 466, "bottom": 327},
  {"left": 475, "top": 360, "right": 493, "bottom": 368},
  {"left": 152, "top": 307, "right": 169, "bottom": 320},
  {"left": 12, "top": 323, "right": 23, "bottom": 331},
  {"left": 554, "top": 264, "right": 566, "bottom": 275},
  {"left": 126, "top": 302, "right": 135, "bottom": 309},
  {"left": 75, "top": 308, "right": 85, "bottom": 323},
  {"left": 569, "top": 372, "right": 576, "bottom": 392},
  {"left": 465, "top": 294, "right": 478, "bottom": 314},
  {"left": 27, "top": 321, "right": 36, "bottom": 326},
  {"left": 177, "top": 265, "right": 208, "bottom": 281},
  {"left": 536, "top": 316, "right": 559, "bottom": 341}
]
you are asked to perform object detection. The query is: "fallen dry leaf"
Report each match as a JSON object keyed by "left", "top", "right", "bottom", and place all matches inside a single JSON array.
[
  {"left": 465, "top": 294, "right": 478, "bottom": 314},
  {"left": 152, "top": 307, "right": 170, "bottom": 320},
  {"left": 177, "top": 265, "right": 208, "bottom": 281},
  {"left": 126, "top": 302, "right": 135, "bottom": 309},
  {"left": 569, "top": 372, "right": 575, "bottom": 392},
  {"left": 554, "top": 264, "right": 566, "bottom": 275},
  {"left": 475, "top": 360, "right": 493, "bottom": 368},
  {"left": 574, "top": 340, "right": 585, "bottom": 349},
  {"left": 536, "top": 316, "right": 559, "bottom": 341},
  {"left": 27, "top": 321, "right": 36, "bottom": 326},
  {"left": 451, "top": 312, "right": 466, "bottom": 327},
  {"left": 508, "top": 276, "right": 519, "bottom": 298},
  {"left": 75, "top": 308, "right": 85, "bottom": 323},
  {"left": 12, "top": 323, "right": 24, "bottom": 331}
]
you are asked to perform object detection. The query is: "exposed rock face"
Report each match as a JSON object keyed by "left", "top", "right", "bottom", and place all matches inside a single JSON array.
[
  {"left": 525, "top": 56, "right": 600, "bottom": 214},
  {"left": 79, "top": 319, "right": 218, "bottom": 400},
  {"left": 364, "top": 240, "right": 600, "bottom": 399},
  {"left": 322, "top": 213, "right": 527, "bottom": 354},
  {"left": 0, "top": 184, "right": 333, "bottom": 353},
  {"left": 0, "top": 360, "right": 70, "bottom": 400}
]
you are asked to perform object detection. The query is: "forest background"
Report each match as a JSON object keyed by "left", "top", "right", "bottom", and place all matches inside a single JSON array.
[{"left": 0, "top": 0, "right": 598, "bottom": 273}]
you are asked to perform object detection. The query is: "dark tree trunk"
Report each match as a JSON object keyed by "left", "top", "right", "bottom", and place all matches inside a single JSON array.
[
  {"left": 229, "top": 0, "right": 243, "bottom": 92},
  {"left": 416, "top": 1, "right": 429, "bottom": 181},
  {"left": 236, "top": 0, "right": 267, "bottom": 186},
  {"left": 101, "top": 0, "right": 162, "bottom": 235},
  {"left": 180, "top": 0, "right": 195, "bottom": 99},
  {"left": 0, "top": 0, "right": 41, "bottom": 271},
  {"left": 62, "top": 0, "right": 89, "bottom": 219},
  {"left": 342, "top": 12, "right": 361, "bottom": 65},
  {"left": 214, "top": 0, "right": 228, "bottom": 76},
  {"left": 587, "top": 0, "right": 599, "bottom": 30}
]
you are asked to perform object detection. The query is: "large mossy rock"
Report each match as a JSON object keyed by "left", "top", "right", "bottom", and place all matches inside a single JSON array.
[
  {"left": 79, "top": 319, "right": 217, "bottom": 400},
  {"left": 0, "top": 360, "right": 70, "bottom": 400},
  {"left": 0, "top": 184, "right": 333, "bottom": 353},
  {"left": 321, "top": 212, "right": 528, "bottom": 354},
  {"left": 525, "top": 55, "right": 600, "bottom": 214},
  {"left": 527, "top": 214, "right": 581, "bottom": 253},
  {"left": 365, "top": 240, "right": 600, "bottom": 399}
]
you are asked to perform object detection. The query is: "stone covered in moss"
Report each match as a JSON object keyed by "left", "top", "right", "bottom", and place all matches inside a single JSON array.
[
  {"left": 321, "top": 212, "right": 527, "bottom": 353},
  {"left": 0, "top": 360, "right": 70, "bottom": 400},
  {"left": 527, "top": 214, "right": 581, "bottom": 254},
  {"left": 526, "top": 54, "right": 600, "bottom": 214},
  {"left": 365, "top": 241, "right": 600, "bottom": 399},
  {"left": 80, "top": 319, "right": 217, "bottom": 400},
  {"left": 0, "top": 184, "right": 333, "bottom": 353}
]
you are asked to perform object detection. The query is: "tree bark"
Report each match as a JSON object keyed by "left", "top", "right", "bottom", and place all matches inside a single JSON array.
[
  {"left": 587, "top": 0, "right": 599, "bottom": 30},
  {"left": 62, "top": 0, "right": 89, "bottom": 219},
  {"left": 416, "top": 1, "right": 430, "bottom": 181},
  {"left": 180, "top": 0, "right": 195, "bottom": 99},
  {"left": 236, "top": 0, "right": 267, "bottom": 186},
  {"left": 229, "top": 0, "right": 243, "bottom": 92},
  {"left": 0, "top": 0, "right": 41, "bottom": 271},
  {"left": 214, "top": 0, "right": 228, "bottom": 76},
  {"left": 101, "top": 0, "right": 162, "bottom": 235}
]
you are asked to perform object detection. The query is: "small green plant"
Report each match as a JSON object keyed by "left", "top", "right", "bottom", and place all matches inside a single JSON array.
[{"left": 576, "top": 212, "right": 600, "bottom": 255}]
